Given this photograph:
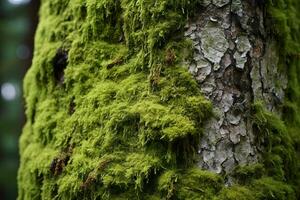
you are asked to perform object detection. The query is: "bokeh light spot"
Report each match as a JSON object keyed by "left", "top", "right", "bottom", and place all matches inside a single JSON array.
[
  {"left": 1, "top": 83, "right": 18, "bottom": 101},
  {"left": 8, "top": 0, "right": 31, "bottom": 5}
]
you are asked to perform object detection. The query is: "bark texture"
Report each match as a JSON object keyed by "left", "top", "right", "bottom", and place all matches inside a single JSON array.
[{"left": 185, "top": 1, "right": 287, "bottom": 177}]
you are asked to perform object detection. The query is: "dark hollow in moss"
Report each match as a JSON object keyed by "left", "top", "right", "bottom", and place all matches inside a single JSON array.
[
  {"left": 68, "top": 97, "right": 76, "bottom": 115},
  {"left": 52, "top": 48, "right": 68, "bottom": 84}
]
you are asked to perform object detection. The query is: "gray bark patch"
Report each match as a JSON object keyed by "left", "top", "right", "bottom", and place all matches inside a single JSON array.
[{"left": 185, "top": 1, "right": 287, "bottom": 179}]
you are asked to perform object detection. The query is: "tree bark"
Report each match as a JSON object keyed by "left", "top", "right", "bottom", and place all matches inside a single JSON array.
[{"left": 185, "top": 1, "right": 287, "bottom": 179}]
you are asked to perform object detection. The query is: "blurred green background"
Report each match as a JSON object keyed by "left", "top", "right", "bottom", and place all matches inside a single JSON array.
[{"left": 0, "top": 0, "right": 39, "bottom": 199}]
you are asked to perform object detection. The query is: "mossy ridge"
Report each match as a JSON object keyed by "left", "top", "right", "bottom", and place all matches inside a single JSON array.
[{"left": 18, "top": 0, "right": 300, "bottom": 199}]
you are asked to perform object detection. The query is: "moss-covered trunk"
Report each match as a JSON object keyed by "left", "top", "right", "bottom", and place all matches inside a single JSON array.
[{"left": 18, "top": 0, "right": 300, "bottom": 199}]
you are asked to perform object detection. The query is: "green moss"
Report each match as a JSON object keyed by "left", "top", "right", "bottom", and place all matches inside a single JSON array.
[
  {"left": 18, "top": 0, "right": 213, "bottom": 199},
  {"left": 158, "top": 168, "right": 223, "bottom": 200},
  {"left": 251, "top": 102, "right": 296, "bottom": 180},
  {"left": 18, "top": 0, "right": 300, "bottom": 199},
  {"left": 217, "top": 186, "right": 255, "bottom": 200},
  {"left": 231, "top": 163, "right": 265, "bottom": 184},
  {"left": 266, "top": 0, "right": 300, "bottom": 197},
  {"left": 217, "top": 178, "right": 296, "bottom": 200},
  {"left": 251, "top": 178, "right": 296, "bottom": 200}
]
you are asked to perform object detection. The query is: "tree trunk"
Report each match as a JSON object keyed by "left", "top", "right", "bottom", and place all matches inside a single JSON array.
[
  {"left": 18, "top": 0, "right": 300, "bottom": 199},
  {"left": 185, "top": 1, "right": 287, "bottom": 179}
]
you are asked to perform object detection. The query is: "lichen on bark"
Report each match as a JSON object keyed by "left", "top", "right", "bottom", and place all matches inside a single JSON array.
[{"left": 18, "top": 0, "right": 300, "bottom": 199}]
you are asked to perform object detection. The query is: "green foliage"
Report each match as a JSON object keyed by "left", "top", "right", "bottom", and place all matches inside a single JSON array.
[{"left": 18, "top": 0, "right": 300, "bottom": 199}]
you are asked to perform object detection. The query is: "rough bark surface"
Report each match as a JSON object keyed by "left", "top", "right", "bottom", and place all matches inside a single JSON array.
[{"left": 185, "top": 1, "right": 287, "bottom": 176}]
